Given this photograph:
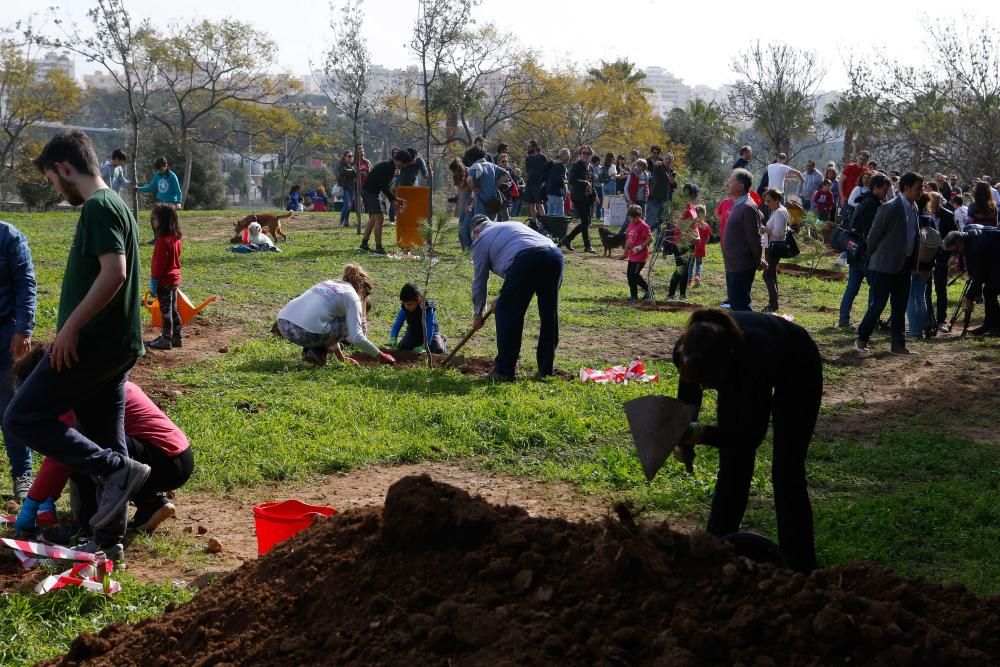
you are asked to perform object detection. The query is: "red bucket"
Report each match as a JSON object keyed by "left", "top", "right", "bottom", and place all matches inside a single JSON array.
[{"left": 252, "top": 499, "right": 336, "bottom": 555}]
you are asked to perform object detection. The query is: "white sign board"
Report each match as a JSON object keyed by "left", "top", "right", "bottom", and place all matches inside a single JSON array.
[{"left": 607, "top": 196, "right": 628, "bottom": 228}]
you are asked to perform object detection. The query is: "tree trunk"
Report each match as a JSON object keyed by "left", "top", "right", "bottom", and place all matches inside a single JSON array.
[
  {"left": 130, "top": 117, "right": 140, "bottom": 216},
  {"left": 354, "top": 123, "right": 362, "bottom": 234},
  {"left": 181, "top": 136, "right": 193, "bottom": 209},
  {"left": 841, "top": 128, "right": 855, "bottom": 170}
]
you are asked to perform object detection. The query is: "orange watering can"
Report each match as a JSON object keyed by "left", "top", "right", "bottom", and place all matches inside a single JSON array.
[{"left": 143, "top": 290, "right": 219, "bottom": 328}]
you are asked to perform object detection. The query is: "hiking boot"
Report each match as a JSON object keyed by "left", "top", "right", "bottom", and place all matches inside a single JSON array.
[
  {"left": 79, "top": 539, "right": 126, "bottom": 570},
  {"left": 853, "top": 339, "right": 870, "bottom": 355},
  {"left": 371, "top": 246, "right": 387, "bottom": 255},
  {"left": 89, "top": 458, "right": 152, "bottom": 530},
  {"left": 42, "top": 521, "right": 91, "bottom": 546},
  {"left": 583, "top": 247, "right": 597, "bottom": 254},
  {"left": 146, "top": 336, "right": 172, "bottom": 351},
  {"left": 131, "top": 496, "right": 176, "bottom": 534},
  {"left": 11, "top": 473, "right": 32, "bottom": 503},
  {"left": 171, "top": 333, "right": 183, "bottom": 348},
  {"left": 890, "top": 343, "right": 917, "bottom": 356},
  {"left": 357, "top": 242, "right": 371, "bottom": 253}
]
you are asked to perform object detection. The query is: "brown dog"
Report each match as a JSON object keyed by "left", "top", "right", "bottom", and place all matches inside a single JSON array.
[
  {"left": 598, "top": 225, "right": 626, "bottom": 257},
  {"left": 232, "top": 212, "right": 293, "bottom": 243}
]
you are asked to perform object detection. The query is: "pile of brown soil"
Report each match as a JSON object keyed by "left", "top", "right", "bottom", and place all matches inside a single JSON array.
[{"left": 49, "top": 476, "right": 1000, "bottom": 666}]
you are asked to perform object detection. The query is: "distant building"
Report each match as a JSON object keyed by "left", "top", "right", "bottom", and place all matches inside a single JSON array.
[
  {"left": 642, "top": 67, "right": 691, "bottom": 116},
  {"left": 83, "top": 69, "right": 119, "bottom": 92},
  {"left": 33, "top": 51, "right": 75, "bottom": 82}
]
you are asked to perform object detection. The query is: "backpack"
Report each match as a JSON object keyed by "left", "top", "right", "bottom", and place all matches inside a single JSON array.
[{"left": 599, "top": 165, "right": 610, "bottom": 184}]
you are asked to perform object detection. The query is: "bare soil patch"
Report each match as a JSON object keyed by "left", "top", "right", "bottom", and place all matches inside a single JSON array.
[
  {"left": 130, "top": 321, "right": 241, "bottom": 404},
  {"left": 47, "top": 476, "right": 1000, "bottom": 667},
  {"left": 778, "top": 263, "right": 848, "bottom": 281}
]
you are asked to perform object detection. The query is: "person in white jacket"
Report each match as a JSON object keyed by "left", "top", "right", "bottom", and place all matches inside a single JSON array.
[{"left": 277, "top": 264, "right": 396, "bottom": 366}]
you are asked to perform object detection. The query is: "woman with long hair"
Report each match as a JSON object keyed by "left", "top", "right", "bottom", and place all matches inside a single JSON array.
[
  {"left": 967, "top": 181, "right": 999, "bottom": 226},
  {"left": 450, "top": 158, "right": 474, "bottom": 250},
  {"left": 337, "top": 150, "right": 357, "bottom": 227}
]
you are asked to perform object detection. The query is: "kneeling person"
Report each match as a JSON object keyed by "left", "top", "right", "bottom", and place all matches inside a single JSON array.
[{"left": 391, "top": 283, "right": 447, "bottom": 354}]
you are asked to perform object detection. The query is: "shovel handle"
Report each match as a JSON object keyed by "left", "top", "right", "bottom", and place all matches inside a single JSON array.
[{"left": 443, "top": 305, "right": 495, "bottom": 365}]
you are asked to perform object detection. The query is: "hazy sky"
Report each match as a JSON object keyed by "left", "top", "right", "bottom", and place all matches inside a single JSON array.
[{"left": 10, "top": 0, "right": 998, "bottom": 90}]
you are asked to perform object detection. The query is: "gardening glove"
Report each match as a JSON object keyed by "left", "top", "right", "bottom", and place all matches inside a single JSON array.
[
  {"left": 14, "top": 497, "right": 40, "bottom": 536},
  {"left": 149, "top": 278, "right": 159, "bottom": 294},
  {"left": 378, "top": 352, "right": 397, "bottom": 365},
  {"left": 36, "top": 498, "right": 58, "bottom": 527},
  {"left": 413, "top": 345, "right": 427, "bottom": 355},
  {"left": 388, "top": 336, "right": 398, "bottom": 349}
]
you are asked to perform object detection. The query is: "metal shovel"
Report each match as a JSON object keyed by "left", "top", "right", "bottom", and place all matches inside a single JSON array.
[{"left": 624, "top": 395, "right": 694, "bottom": 481}]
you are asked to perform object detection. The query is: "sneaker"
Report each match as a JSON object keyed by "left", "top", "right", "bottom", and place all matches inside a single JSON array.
[
  {"left": 357, "top": 242, "right": 371, "bottom": 253},
  {"left": 693, "top": 276, "right": 701, "bottom": 285},
  {"left": 131, "top": 497, "right": 176, "bottom": 534},
  {"left": 42, "top": 521, "right": 91, "bottom": 546},
  {"left": 79, "top": 539, "right": 126, "bottom": 570},
  {"left": 854, "top": 339, "right": 870, "bottom": 355},
  {"left": 938, "top": 323, "right": 950, "bottom": 333},
  {"left": 583, "top": 248, "right": 597, "bottom": 254},
  {"left": 836, "top": 321, "right": 852, "bottom": 329},
  {"left": 371, "top": 246, "right": 387, "bottom": 255},
  {"left": 89, "top": 459, "right": 152, "bottom": 530},
  {"left": 11, "top": 473, "right": 32, "bottom": 503},
  {"left": 146, "top": 336, "right": 172, "bottom": 351},
  {"left": 890, "top": 344, "right": 917, "bottom": 356},
  {"left": 171, "top": 333, "right": 183, "bottom": 348}
]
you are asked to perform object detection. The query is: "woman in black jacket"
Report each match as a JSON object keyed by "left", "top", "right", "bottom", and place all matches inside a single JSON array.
[
  {"left": 672, "top": 308, "right": 822, "bottom": 572},
  {"left": 966, "top": 181, "right": 999, "bottom": 227},
  {"left": 337, "top": 151, "right": 358, "bottom": 228},
  {"left": 562, "top": 145, "right": 597, "bottom": 253}
]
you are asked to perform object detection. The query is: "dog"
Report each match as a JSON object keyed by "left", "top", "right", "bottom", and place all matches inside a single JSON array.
[
  {"left": 232, "top": 212, "right": 292, "bottom": 243},
  {"left": 598, "top": 225, "right": 626, "bottom": 257}
]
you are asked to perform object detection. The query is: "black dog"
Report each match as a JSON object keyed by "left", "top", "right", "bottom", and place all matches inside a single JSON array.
[{"left": 598, "top": 225, "right": 627, "bottom": 257}]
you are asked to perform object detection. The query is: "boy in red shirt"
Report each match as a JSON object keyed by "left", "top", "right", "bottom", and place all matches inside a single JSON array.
[
  {"left": 147, "top": 204, "right": 183, "bottom": 350},
  {"left": 619, "top": 204, "right": 652, "bottom": 301},
  {"left": 690, "top": 204, "right": 712, "bottom": 286}
]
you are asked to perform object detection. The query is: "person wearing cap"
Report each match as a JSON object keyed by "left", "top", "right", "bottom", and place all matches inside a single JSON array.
[
  {"left": 470, "top": 216, "right": 564, "bottom": 381},
  {"left": 942, "top": 225, "right": 1000, "bottom": 336}
]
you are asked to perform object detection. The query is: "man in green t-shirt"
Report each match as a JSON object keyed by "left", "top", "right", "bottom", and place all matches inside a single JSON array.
[{"left": 4, "top": 131, "right": 149, "bottom": 564}]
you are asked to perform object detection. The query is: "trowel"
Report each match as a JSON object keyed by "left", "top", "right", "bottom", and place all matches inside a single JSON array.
[{"left": 624, "top": 395, "right": 694, "bottom": 481}]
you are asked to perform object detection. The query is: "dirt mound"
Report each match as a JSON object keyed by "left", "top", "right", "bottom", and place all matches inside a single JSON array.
[
  {"left": 777, "top": 264, "right": 847, "bottom": 281},
  {"left": 47, "top": 476, "right": 1000, "bottom": 666},
  {"left": 603, "top": 298, "right": 706, "bottom": 313}
]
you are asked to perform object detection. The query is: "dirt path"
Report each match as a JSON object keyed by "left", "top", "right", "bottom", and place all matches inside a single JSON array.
[{"left": 125, "top": 461, "right": 615, "bottom": 585}]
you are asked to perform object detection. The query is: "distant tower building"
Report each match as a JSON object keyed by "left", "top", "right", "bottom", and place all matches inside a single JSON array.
[
  {"left": 33, "top": 51, "right": 75, "bottom": 82},
  {"left": 641, "top": 67, "right": 691, "bottom": 116}
]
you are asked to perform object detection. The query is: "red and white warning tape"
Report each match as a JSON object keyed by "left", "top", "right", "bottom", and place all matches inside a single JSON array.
[
  {"left": 580, "top": 359, "right": 659, "bottom": 384},
  {"left": 0, "top": 536, "right": 119, "bottom": 596}
]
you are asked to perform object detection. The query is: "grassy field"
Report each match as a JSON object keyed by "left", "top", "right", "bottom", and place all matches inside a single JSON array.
[{"left": 0, "top": 208, "right": 997, "bottom": 665}]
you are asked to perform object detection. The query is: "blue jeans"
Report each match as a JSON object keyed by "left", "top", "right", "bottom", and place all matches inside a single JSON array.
[
  {"left": 340, "top": 188, "right": 353, "bottom": 225},
  {"left": 838, "top": 262, "right": 870, "bottom": 326},
  {"left": 546, "top": 195, "right": 564, "bottom": 216},
  {"left": 494, "top": 246, "right": 564, "bottom": 378},
  {"left": 645, "top": 201, "right": 663, "bottom": 230},
  {"left": 4, "top": 352, "right": 137, "bottom": 545},
  {"left": 726, "top": 269, "right": 756, "bottom": 311},
  {"left": 858, "top": 268, "right": 911, "bottom": 346},
  {"left": 688, "top": 257, "right": 704, "bottom": 281},
  {"left": 907, "top": 273, "right": 930, "bottom": 337},
  {"left": 602, "top": 180, "right": 617, "bottom": 197},
  {"left": 400, "top": 328, "right": 447, "bottom": 354},
  {"left": 510, "top": 198, "right": 523, "bottom": 217},
  {"left": 0, "top": 346, "right": 31, "bottom": 478},
  {"left": 458, "top": 209, "right": 474, "bottom": 251}
]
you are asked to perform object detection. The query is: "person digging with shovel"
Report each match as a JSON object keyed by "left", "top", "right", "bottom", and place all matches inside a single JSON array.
[{"left": 670, "top": 308, "right": 822, "bottom": 573}]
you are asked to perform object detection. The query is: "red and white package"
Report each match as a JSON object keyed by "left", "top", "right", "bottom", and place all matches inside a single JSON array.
[
  {"left": 580, "top": 359, "right": 659, "bottom": 384},
  {"left": 1, "top": 537, "right": 120, "bottom": 596}
]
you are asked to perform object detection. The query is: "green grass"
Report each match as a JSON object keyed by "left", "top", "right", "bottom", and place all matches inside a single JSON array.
[{"left": 0, "top": 209, "right": 997, "bottom": 664}]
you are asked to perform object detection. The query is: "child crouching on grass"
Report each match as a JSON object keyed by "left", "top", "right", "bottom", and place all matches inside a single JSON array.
[
  {"left": 147, "top": 204, "right": 182, "bottom": 350},
  {"left": 390, "top": 283, "right": 447, "bottom": 354},
  {"left": 619, "top": 205, "right": 652, "bottom": 301}
]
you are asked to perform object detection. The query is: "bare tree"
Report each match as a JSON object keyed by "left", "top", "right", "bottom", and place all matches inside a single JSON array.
[
  {"left": 410, "top": 0, "right": 478, "bottom": 220},
  {"left": 144, "top": 19, "right": 296, "bottom": 205},
  {"left": 726, "top": 42, "right": 831, "bottom": 160},
  {"left": 317, "top": 0, "right": 380, "bottom": 233},
  {"left": 47, "top": 0, "right": 158, "bottom": 215}
]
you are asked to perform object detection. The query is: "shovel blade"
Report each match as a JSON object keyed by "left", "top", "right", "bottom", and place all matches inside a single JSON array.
[{"left": 624, "top": 395, "right": 693, "bottom": 481}]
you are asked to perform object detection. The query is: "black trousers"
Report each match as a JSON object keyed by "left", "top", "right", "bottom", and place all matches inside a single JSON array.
[
  {"left": 565, "top": 196, "right": 594, "bottom": 250},
  {"left": 706, "top": 338, "right": 822, "bottom": 573},
  {"left": 157, "top": 285, "right": 182, "bottom": 338},
  {"left": 626, "top": 261, "right": 648, "bottom": 298},
  {"left": 930, "top": 251, "right": 950, "bottom": 324}
]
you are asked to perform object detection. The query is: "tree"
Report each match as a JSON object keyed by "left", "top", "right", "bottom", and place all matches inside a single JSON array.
[
  {"left": 846, "top": 18, "right": 1000, "bottom": 181},
  {"left": 822, "top": 88, "right": 875, "bottom": 168},
  {"left": 663, "top": 99, "right": 734, "bottom": 185},
  {"left": 0, "top": 29, "right": 80, "bottom": 181},
  {"left": 260, "top": 107, "right": 333, "bottom": 207},
  {"left": 226, "top": 164, "right": 249, "bottom": 203},
  {"left": 725, "top": 42, "right": 829, "bottom": 159},
  {"left": 144, "top": 18, "right": 297, "bottom": 206},
  {"left": 47, "top": 0, "right": 159, "bottom": 215},
  {"left": 410, "top": 0, "right": 478, "bottom": 220},
  {"left": 318, "top": 0, "right": 380, "bottom": 232},
  {"left": 586, "top": 59, "right": 653, "bottom": 94}
]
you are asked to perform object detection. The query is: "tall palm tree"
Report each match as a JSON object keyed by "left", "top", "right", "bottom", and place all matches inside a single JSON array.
[
  {"left": 824, "top": 93, "right": 872, "bottom": 166},
  {"left": 586, "top": 59, "right": 653, "bottom": 94}
]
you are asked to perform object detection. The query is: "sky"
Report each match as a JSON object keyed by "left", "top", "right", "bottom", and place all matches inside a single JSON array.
[{"left": 9, "top": 0, "right": 999, "bottom": 91}]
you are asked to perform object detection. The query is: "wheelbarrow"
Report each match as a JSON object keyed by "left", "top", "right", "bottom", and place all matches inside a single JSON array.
[
  {"left": 143, "top": 290, "right": 219, "bottom": 328},
  {"left": 537, "top": 215, "right": 572, "bottom": 243}
]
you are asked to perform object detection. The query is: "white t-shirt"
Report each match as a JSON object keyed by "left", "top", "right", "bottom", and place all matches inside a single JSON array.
[
  {"left": 766, "top": 163, "right": 792, "bottom": 191},
  {"left": 991, "top": 187, "right": 1000, "bottom": 206},
  {"left": 847, "top": 186, "right": 868, "bottom": 208},
  {"left": 277, "top": 280, "right": 379, "bottom": 357},
  {"left": 764, "top": 206, "right": 789, "bottom": 246},
  {"left": 954, "top": 205, "right": 969, "bottom": 230}
]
